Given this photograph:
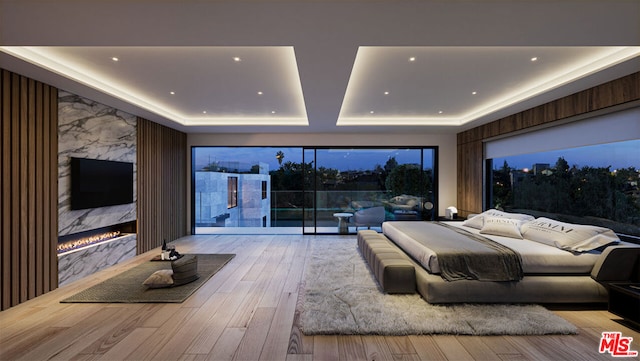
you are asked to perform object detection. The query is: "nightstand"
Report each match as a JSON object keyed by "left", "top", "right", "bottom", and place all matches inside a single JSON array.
[
  {"left": 608, "top": 283, "right": 640, "bottom": 326},
  {"left": 436, "top": 216, "right": 465, "bottom": 222}
]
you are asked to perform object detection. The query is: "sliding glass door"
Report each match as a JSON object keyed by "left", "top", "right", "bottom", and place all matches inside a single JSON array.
[
  {"left": 192, "top": 147, "right": 304, "bottom": 234},
  {"left": 192, "top": 146, "right": 437, "bottom": 234},
  {"left": 302, "top": 147, "right": 436, "bottom": 234}
]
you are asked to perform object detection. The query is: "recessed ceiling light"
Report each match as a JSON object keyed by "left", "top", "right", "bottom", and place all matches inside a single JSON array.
[
  {"left": 408, "top": 57, "right": 416, "bottom": 62},
  {"left": 257, "top": 91, "right": 263, "bottom": 95},
  {"left": 370, "top": 111, "right": 375, "bottom": 114},
  {"left": 169, "top": 91, "right": 175, "bottom": 95},
  {"left": 384, "top": 91, "right": 390, "bottom": 95},
  {"left": 233, "top": 57, "right": 242, "bottom": 62},
  {"left": 438, "top": 111, "right": 443, "bottom": 114},
  {"left": 202, "top": 111, "right": 207, "bottom": 114},
  {"left": 111, "top": 57, "right": 119, "bottom": 62},
  {"left": 531, "top": 57, "right": 538, "bottom": 62},
  {"left": 472, "top": 91, "right": 477, "bottom": 95},
  {"left": 271, "top": 111, "right": 276, "bottom": 114}
]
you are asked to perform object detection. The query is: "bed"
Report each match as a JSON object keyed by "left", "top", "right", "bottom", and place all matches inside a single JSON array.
[{"left": 379, "top": 210, "right": 640, "bottom": 303}]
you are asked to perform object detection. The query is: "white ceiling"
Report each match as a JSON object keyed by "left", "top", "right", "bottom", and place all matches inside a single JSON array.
[{"left": 1, "top": 0, "right": 639, "bottom": 134}]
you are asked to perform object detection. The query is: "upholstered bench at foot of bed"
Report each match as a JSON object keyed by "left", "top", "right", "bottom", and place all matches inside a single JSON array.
[{"left": 357, "top": 230, "right": 416, "bottom": 294}]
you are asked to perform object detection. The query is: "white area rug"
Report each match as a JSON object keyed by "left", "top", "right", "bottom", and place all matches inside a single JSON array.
[{"left": 298, "top": 237, "right": 578, "bottom": 336}]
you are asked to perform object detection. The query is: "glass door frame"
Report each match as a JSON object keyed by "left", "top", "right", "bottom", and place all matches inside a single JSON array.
[
  {"left": 190, "top": 145, "right": 438, "bottom": 235},
  {"left": 301, "top": 146, "right": 438, "bottom": 235}
]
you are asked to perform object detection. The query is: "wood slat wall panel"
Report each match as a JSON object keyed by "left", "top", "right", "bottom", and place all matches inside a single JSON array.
[
  {"left": 456, "top": 72, "right": 640, "bottom": 218},
  {"left": 48, "top": 87, "right": 58, "bottom": 290},
  {"left": 1, "top": 70, "right": 8, "bottom": 309},
  {"left": 35, "top": 81, "right": 44, "bottom": 297},
  {"left": 19, "top": 75, "right": 28, "bottom": 303},
  {"left": 27, "top": 78, "right": 36, "bottom": 300},
  {"left": 137, "top": 117, "right": 187, "bottom": 254},
  {"left": 11, "top": 72, "right": 20, "bottom": 306},
  {"left": 0, "top": 69, "right": 58, "bottom": 311},
  {"left": 456, "top": 140, "right": 483, "bottom": 217}
]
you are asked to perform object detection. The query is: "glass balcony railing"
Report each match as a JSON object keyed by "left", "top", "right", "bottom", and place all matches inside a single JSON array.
[{"left": 272, "top": 190, "right": 433, "bottom": 229}]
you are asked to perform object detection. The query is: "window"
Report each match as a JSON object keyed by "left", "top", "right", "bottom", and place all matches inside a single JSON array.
[
  {"left": 227, "top": 177, "right": 238, "bottom": 209},
  {"left": 302, "top": 147, "right": 437, "bottom": 234},
  {"left": 192, "top": 146, "right": 437, "bottom": 234},
  {"left": 485, "top": 108, "right": 640, "bottom": 239},
  {"left": 193, "top": 147, "right": 301, "bottom": 232},
  {"left": 262, "top": 181, "right": 268, "bottom": 199}
]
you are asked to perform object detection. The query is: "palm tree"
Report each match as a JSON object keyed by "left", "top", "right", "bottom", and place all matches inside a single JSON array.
[{"left": 276, "top": 151, "right": 285, "bottom": 165}]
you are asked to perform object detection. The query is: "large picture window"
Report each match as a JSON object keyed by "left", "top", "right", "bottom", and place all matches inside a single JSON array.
[
  {"left": 192, "top": 146, "right": 437, "bottom": 234},
  {"left": 487, "top": 139, "right": 640, "bottom": 238}
]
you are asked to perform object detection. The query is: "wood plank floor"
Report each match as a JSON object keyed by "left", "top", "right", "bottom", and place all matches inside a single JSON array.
[{"left": 1, "top": 234, "right": 638, "bottom": 360}]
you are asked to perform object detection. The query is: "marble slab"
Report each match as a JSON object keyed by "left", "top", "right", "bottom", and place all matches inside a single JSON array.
[
  {"left": 58, "top": 234, "right": 137, "bottom": 286},
  {"left": 58, "top": 90, "right": 137, "bottom": 236}
]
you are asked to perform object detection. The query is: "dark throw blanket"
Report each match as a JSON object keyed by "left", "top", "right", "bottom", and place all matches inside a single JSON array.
[
  {"left": 433, "top": 222, "right": 523, "bottom": 282},
  {"left": 388, "top": 222, "right": 524, "bottom": 282}
]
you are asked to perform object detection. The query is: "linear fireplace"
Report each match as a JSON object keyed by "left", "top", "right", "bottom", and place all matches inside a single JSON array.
[
  {"left": 57, "top": 221, "right": 137, "bottom": 286},
  {"left": 57, "top": 221, "right": 136, "bottom": 254}
]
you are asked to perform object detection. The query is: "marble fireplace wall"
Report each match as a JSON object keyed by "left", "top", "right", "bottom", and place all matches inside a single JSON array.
[
  {"left": 58, "top": 234, "right": 137, "bottom": 286},
  {"left": 58, "top": 90, "right": 137, "bottom": 236}
]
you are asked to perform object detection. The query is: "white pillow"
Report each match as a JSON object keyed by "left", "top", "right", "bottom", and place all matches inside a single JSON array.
[
  {"left": 479, "top": 216, "right": 524, "bottom": 239},
  {"left": 521, "top": 217, "right": 619, "bottom": 252},
  {"left": 462, "top": 209, "right": 534, "bottom": 230},
  {"left": 143, "top": 269, "right": 174, "bottom": 288}
]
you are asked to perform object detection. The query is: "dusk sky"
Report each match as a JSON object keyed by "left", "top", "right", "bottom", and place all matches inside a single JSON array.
[
  {"left": 193, "top": 140, "right": 637, "bottom": 174},
  {"left": 194, "top": 147, "right": 435, "bottom": 172},
  {"left": 493, "top": 139, "right": 639, "bottom": 171}
]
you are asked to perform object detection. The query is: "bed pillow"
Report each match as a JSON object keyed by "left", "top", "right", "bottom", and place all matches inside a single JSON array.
[
  {"left": 479, "top": 216, "right": 524, "bottom": 239},
  {"left": 521, "top": 217, "right": 619, "bottom": 252},
  {"left": 462, "top": 209, "right": 534, "bottom": 230},
  {"left": 143, "top": 269, "right": 174, "bottom": 288}
]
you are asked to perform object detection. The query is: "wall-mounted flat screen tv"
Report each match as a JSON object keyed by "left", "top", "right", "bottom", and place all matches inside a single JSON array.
[{"left": 70, "top": 157, "right": 134, "bottom": 210}]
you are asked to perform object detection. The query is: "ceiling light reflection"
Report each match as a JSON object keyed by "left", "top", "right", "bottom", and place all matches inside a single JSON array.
[
  {"left": 0, "top": 46, "right": 309, "bottom": 127},
  {"left": 337, "top": 46, "right": 640, "bottom": 127}
]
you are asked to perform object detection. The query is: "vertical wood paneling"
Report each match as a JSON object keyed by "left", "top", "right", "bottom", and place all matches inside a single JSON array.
[
  {"left": 19, "top": 75, "right": 28, "bottom": 303},
  {"left": 1, "top": 70, "right": 7, "bottom": 309},
  {"left": 48, "top": 87, "right": 58, "bottom": 290},
  {"left": 0, "top": 69, "right": 58, "bottom": 311},
  {"left": 456, "top": 140, "right": 483, "bottom": 217},
  {"left": 137, "top": 117, "right": 187, "bottom": 254},
  {"left": 35, "top": 82, "right": 44, "bottom": 297},
  {"left": 27, "top": 78, "right": 36, "bottom": 300},
  {"left": 11, "top": 72, "right": 20, "bottom": 306},
  {"left": 456, "top": 72, "right": 640, "bottom": 218}
]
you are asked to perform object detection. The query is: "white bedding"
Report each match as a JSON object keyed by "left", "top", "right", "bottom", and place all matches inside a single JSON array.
[{"left": 382, "top": 221, "right": 602, "bottom": 275}]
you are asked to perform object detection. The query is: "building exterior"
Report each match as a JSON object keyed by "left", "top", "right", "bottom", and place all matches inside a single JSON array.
[{"left": 195, "top": 164, "right": 271, "bottom": 229}]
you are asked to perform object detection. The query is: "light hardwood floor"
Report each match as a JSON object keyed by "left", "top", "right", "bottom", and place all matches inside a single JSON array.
[{"left": 1, "top": 234, "right": 638, "bottom": 361}]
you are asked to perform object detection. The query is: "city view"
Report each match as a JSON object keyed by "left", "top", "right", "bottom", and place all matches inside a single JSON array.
[
  {"left": 193, "top": 147, "right": 436, "bottom": 234},
  {"left": 490, "top": 139, "right": 640, "bottom": 237}
]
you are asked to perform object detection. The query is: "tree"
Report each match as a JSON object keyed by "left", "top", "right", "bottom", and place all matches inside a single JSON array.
[
  {"left": 275, "top": 151, "right": 285, "bottom": 165},
  {"left": 555, "top": 157, "right": 570, "bottom": 175},
  {"left": 492, "top": 160, "right": 513, "bottom": 209},
  {"left": 384, "top": 157, "right": 398, "bottom": 173},
  {"left": 385, "top": 164, "right": 430, "bottom": 197}
]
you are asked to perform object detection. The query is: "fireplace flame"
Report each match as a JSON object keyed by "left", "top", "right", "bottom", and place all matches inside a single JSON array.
[{"left": 57, "top": 231, "right": 122, "bottom": 254}]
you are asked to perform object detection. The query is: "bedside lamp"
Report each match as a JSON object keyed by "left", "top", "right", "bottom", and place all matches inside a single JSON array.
[{"left": 445, "top": 206, "right": 458, "bottom": 220}]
